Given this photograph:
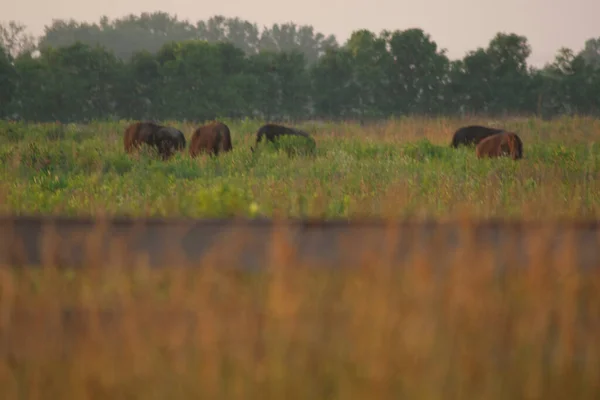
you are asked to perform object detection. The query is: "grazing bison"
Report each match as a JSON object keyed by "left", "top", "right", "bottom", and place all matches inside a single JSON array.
[
  {"left": 251, "top": 123, "right": 316, "bottom": 155},
  {"left": 189, "top": 121, "right": 233, "bottom": 158},
  {"left": 450, "top": 125, "right": 504, "bottom": 148},
  {"left": 124, "top": 121, "right": 186, "bottom": 160},
  {"left": 155, "top": 126, "right": 186, "bottom": 160},
  {"left": 476, "top": 131, "right": 523, "bottom": 160}
]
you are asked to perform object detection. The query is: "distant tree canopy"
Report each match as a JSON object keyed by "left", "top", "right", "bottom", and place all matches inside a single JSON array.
[
  {"left": 37, "top": 13, "right": 338, "bottom": 63},
  {"left": 0, "top": 12, "right": 600, "bottom": 123}
]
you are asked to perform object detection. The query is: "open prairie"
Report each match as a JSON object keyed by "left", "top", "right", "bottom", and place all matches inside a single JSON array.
[
  {"left": 2, "top": 116, "right": 600, "bottom": 399},
  {"left": 2, "top": 115, "right": 600, "bottom": 220}
]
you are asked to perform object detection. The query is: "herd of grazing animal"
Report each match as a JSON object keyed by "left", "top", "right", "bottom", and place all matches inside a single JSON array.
[
  {"left": 189, "top": 121, "right": 233, "bottom": 158},
  {"left": 123, "top": 120, "right": 316, "bottom": 160},
  {"left": 450, "top": 125, "right": 523, "bottom": 160},
  {"left": 124, "top": 120, "right": 524, "bottom": 161},
  {"left": 123, "top": 121, "right": 186, "bottom": 161}
]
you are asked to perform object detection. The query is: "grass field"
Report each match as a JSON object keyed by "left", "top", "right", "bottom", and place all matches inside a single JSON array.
[
  {"left": 2, "top": 115, "right": 600, "bottom": 399},
  {"left": 2, "top": 115, "right": 600, "bottom": 219},
  {"left": 1, "top": 230, "right": 599, "bottom": 399}
]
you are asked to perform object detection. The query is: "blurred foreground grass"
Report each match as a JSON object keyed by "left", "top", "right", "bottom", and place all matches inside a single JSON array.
[
  {"left": 1, "top": 223, "right": 599, "bottom": 399},
  {"left": 1, "top": 115, "right": 600, "bottom": 219}
]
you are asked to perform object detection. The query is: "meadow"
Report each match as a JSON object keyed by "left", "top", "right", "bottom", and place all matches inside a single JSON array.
[
  {"left": 2, "top": 115, "right": 600, "bottom": 220},
  {"left": 2, "top": 116, "right": 600, "bottom": 399}
]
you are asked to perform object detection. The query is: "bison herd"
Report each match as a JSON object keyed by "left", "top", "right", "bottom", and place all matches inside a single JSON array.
[
  {"left": 450, "top": 125, "right": 523, "bottom": 160},
  {"left": 124, "top": 120, "right": 316, "bottom": 160},
  {"left": 189, "top": 121, "right": 233, "bottom": 158},
  {"left": 123, "top": 121, "right": 186, "bottom": 161},
  {"left": 124, "top": 121, "right": 524, "bottom": 161}
]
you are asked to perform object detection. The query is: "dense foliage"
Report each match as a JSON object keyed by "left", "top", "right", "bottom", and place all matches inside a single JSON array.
[{"left": 1, "top": 13, "right": 600, "bottom": 123}]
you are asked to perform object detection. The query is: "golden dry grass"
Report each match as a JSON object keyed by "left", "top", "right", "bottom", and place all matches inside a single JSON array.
[{"left": 1, "top": 221, "right": 599, "bottom": 399}]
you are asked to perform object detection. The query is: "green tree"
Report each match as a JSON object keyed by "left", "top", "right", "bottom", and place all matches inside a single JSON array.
[
  {"left": 485, "top": 33, "right": 532, "bottom": 113},
  {"left": 37, "top": 13, "right": 339, "bottom": 67},
  {"left": 10, "top": 17, "right": 600, "bottom": 122},
  {"left": 39, "top": 12, "right": 199, "bottom": 61},
  {"left": 12, "top": 42, "right": 121, "bottom": 122},
  {"left": 115, "top": 49, "right": 160, "bottom": 119},
  {"left": 0, "top": 45, "right": 17, "bottom": 117},
  {"left": 248, "top": 50, "right": 311, "bottom": 121},
  {"left": 579, "top": 38, "right": 600, "bottom": 69},
  {"left": 382, "top": 28, "right": 450, "bottom": 115},
  {"left": 310, "top": 48, "right": 359, "bottom": 119},
  {"left": 0, "top": 21, "right": 37, "bottom": 58},
  {"left": 153, "top": 40, "right": 253, "bottom": 121},
  {"left": 10, "top": 53, "right": 53, "bottom": 121},
  {"left": 540, "top": 48, "right": 600, "bottom": 115},
  {"left": 449, "top": 49, "right": 495, "bottom": 114},
  {"left": 205, "top": 17, "right": 261, "bottom": 55},
  {"left": 344, "top": 29, "right": 390, "bottom": 121},
  {"left": 259, "top": 23, "right": 338, "bottom": 64},
  {"left": 446, "top": 33, "right": 533, "bottom": 116}
]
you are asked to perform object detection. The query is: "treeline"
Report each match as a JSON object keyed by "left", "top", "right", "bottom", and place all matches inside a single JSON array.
[
  {"left": 37, "top": 14, "right": 338, "bottom": 63},
  {"left": 1, "top": 13, "right": 600, "bottom": 123}
]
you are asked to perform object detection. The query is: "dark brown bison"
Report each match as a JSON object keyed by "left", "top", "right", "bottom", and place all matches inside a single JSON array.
[
  {"left": 251, "top": 123, "right": 316, "bottom": 155},
  {"left": 124, "top": 121, "right": 186, "bottom": 160},
  {"left": 476, "top": 131, "right": 523, "bottom": 160},
  {"left": 189, "top": 121, "right": 233, "bottom": 158},
  {"left": 450, "top": 125, "right": 504, "bottom": 148}
]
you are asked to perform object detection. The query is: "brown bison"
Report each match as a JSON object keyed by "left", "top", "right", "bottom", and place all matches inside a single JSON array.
[
  {"left": 189, "top": 121, "right": 233, "bottom": 158},
  {"left": 450, "top": 125, "right": 504, "bottom": 148},
  {"left": 251, "top": 123, "right": 316, "bottom": 155},
  {"left": 124, "top": 121, "right": 186, "bottom": 160},
  {"left": 476, "top": 131, "right": 523, "bottom": 160}
]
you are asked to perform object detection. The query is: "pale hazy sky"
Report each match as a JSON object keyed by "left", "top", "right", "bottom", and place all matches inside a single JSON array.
[{"left": 3, "top": 0, "right": 599, "bottom": 66}]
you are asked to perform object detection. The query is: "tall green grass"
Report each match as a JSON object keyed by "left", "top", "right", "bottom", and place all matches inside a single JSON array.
[{"left": 2, "top": 116, "right": 600, "bottom": 219}]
